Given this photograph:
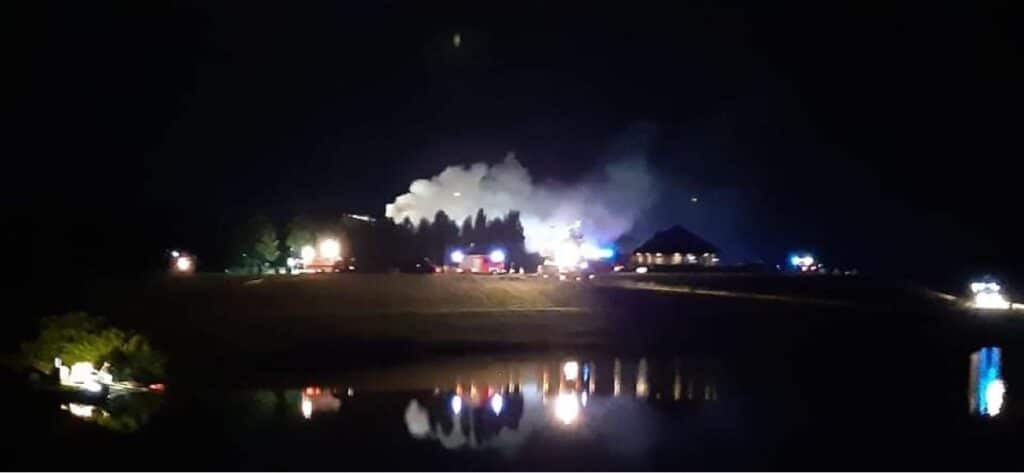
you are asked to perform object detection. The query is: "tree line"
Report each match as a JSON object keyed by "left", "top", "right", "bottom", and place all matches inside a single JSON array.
[{"left": 230, "top": 209, "right": 534, "bottom": 273}]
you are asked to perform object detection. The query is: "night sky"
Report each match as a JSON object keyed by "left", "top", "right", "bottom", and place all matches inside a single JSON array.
[{"left": 7, "top": 1, "right": 1021, "bottom": 287}]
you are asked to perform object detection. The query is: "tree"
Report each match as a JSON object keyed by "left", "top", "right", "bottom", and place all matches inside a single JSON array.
[
  {"left": 460, "top": 216, "right": 474, "bottom": 245},
  {"left": 470, "top": 208, "right": 489, "bottom": 248},
  {"left": 502, "top": 210, "right": 527, "bottom": 269},
  {"left": 285, "top": 216, "right": 316, "bottom": 254},
  {"left": 232, "top": 216, "right": 279, "bottom": 273},
  {"left": 21, "top": 312, "right": 167, "bottom": 383},
  {"left": 250, "top": 217, "right": 280, "bottom": 267},
  {"left": 431, "top": 210, "right": 460, "bottom": 263}
]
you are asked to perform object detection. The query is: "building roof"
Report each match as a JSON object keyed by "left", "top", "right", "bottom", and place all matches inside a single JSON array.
[{"left": 634, "top": 225, "right": 718, "bottom": 255}]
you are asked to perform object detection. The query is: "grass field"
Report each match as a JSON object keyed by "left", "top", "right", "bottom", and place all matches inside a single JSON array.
[{"left": 9, "top": 272, "right": 1024, "bottom": 387}]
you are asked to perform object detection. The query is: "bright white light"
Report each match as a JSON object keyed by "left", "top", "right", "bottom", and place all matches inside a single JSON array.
[
  {"left": 318, "top": 238, "right": 341, "bottom": 261},
  {"left": 580, "top": 390, "right": 589, "bottom": 407},
  {"left": 554, "top": 393, "right": 580, "bottom": 425},
  {"left": 83, "top": 381, "right": 103, "bottom": 393},
  {"left": 577, "top": 261, "right": 588, "bottom": 270},
  {"left": 452, "top": 191, "right": 462, "bottom": 197},
  {"left": 301, "top": 245, "right": 316, "bottom": 264},
  {"left": 791, "top": 255, "right": 815, "bottom": 267},
  {"left": 635, "top": 266, "right": 649, "bottom": 274},
  {"left": 489, "top": 249, "right": 506, "bottom": 263},
  {"left": 66, "top": 362, "right": 96, "bottom": 385},
  {"left": 301, "top": 398, "right": 313, "bottom": 419},
  {"left": 563, "top": 361, "right": 579, "bottom": 381},
  {"left": 597, "top": 247, "right": 614, "bottom": 259},
  {"left": 971, "top": 282, "right": 1002, "bottom": 294},
  {"left": 286, "top": 257, "right": 298, "bottom": 268},
  {"left": 553, "top": 242, "right": 582, "bottom": 270},
  {"left": 450, "top": 250, "right": 465, "bottom": 263},
  {"left": 67, "top": 403, "right": 96, "bottom": 419},
  {"left": 170, "top": 250, "right": 180, "bottom": 258},
  {"left": 975, "top": 292, "right": 1011, "bottom": 310},
  {"left": 986, "top": 379, "right": 1006, "bottom": 416},
  {"left": 588, "top": 274, "right": 596, "bottom": 280},
  {"left": 450, "top": 395, "right": 463, "bottom": 415},
  {"left": 490, "top": 393, "right": 504, "bottom": 415},
  {"left": 175, "top": 256, "right": 193, "bottom": 272}
]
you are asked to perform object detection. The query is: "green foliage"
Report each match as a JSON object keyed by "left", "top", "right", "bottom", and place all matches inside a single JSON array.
[
  {"left": 250, "top": 217, "right": 280, "bottom": 264},
  {"left": 21, "top": 312, "right": 166, "bottom": 383},
  {"left": 285, "top": 216, "right": 316, "bottom": 253}
]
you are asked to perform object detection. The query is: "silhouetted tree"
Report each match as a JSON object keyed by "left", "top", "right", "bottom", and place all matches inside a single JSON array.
[
  {"left": 460, "top": 216, "right": 474, "bottom": 246},
  {"left": 285, "top": 215, "right": 316, "bottom": 254},
  {"left": 431, "top": 210, "right": 460, "bottom": 263},
  {"left": 233, "top": 216, "right": 279, "bottom": 273}
]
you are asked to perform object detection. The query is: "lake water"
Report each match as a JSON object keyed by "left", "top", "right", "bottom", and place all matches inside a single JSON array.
[{"left": 7, "top": 341, "right": 1024, "bottom": 470}]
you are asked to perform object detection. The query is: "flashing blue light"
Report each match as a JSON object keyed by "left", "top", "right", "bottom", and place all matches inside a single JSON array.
[
  {"left": 597, "top": 247, "right": 615, "bottom": 259},
  {"left": 974, "top": 347, "right": 1003, "bottom": 416},
  {"left": 489, "top": 249, "right": 506, "bottom": 263}
]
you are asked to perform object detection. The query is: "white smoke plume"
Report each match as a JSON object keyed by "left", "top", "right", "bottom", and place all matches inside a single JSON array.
[{"left": 385, "top": 154, "right": 658, "bottom": 252}]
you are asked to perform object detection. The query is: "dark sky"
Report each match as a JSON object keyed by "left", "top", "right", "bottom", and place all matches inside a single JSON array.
[{"left": 7, "top": 1, "right": 1021, "bottom": 286}]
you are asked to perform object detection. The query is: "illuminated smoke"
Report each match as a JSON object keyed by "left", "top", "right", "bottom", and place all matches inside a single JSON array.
[{"left": 385, "top": 155, "right": 657, "bottom": 252}]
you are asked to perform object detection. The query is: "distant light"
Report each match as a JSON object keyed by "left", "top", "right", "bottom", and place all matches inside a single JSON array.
[
  {"left": 301, "top": 245, "right": 316, "bottom": 264},
  {"left": 450, "top": 395, "right": 463, "bottom": 415},
  {"left": 690, "top": 196, "right": 698, "bottom": 203},
  {"left": 347, "top": 387, "right": 355, "bottom": 397},
  {"left": 971, "top": 279, "right": 1011, "bottom": 309},
  {"left": 577, "top": 261, "right": 588, "bottom": 270},
  {"left": 580, "top": 390, "right": 589, "bottom": 407},
  {"left": 790, "top": 254, "right": 815, "bottom": 268},
  {"left": 301, "top": 398, "right": 313, "bottom": 419},
  {"left": 588, "top": 274, "right": 596, "bottom": 280},
  {"left": 986, "top": 379, "right": 1006, "bottom": 417},
  {"left": 554, "top": 242, "right": 582, "bottom": 270},
  {"left": 490, "top": 393, "right": 504, "bottom": 415},
  {"left": 452, "top": 191, "right": 462, "bottom": 197},
  {"left": 489, "top": 249, "right": 506, "bottom": 263},
  {"left": 286, "top": 257, "right": 298, "bottom": 268},
  {"left": 67, "top": 403, "right": 96, "bottom": 419},
  {"left": 452, "top": 33, "right": 461, "bottom": 48},
  {"left": 451, "top": 250, "right": 465, "bottom": 263},
  {"left": 175, "top": 256, "right": 193, "bottom": 272},
  {"left": 559, "top": 274, "right": 567, "bottom": 281},
  {"left": 554, "top": 393, "right": 580, "bottom": 425},
  {"left": 635, "top": 266, "right": 649, "bottom": 274},
  {"left": 971, "top": 282, "right": 1002, "bottom": 294},
  {"left": 319, "top": 238, "right": 341, "bottom": 261},
  {"left": 975, "top": 292, "right": 1011, "bottom": 310},
  {"left": 170, "top": 250, "right": 180, "bottom": 258},
  {"left": 563, "top": 361, "right": 579, "bottom": 381}
]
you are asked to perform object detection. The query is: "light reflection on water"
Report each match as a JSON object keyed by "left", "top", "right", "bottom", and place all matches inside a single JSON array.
[
  {"left": 969, "top": 347, "right": 1007, "bottom": 417},
  {"left": 265, "top": 355, "right": 725, "bottom": 454}
]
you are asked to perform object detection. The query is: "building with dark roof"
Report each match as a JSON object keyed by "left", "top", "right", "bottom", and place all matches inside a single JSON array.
[{"left": 631, "top": 225, "right": 719, "bottom": 267}]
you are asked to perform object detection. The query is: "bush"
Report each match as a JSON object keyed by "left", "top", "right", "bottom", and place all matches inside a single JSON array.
[{"left": 21, "top": 312, "right": 166, "bottom": 383}]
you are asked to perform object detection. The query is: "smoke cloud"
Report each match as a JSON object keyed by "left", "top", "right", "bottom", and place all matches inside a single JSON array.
[{"left": 385, "top": 155, "right": 658, "bottom": 252}]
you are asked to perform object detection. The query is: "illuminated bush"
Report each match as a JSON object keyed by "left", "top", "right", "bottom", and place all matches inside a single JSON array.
[{"left": 21, "top": 312, "right": 166, "bottom": 383}]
